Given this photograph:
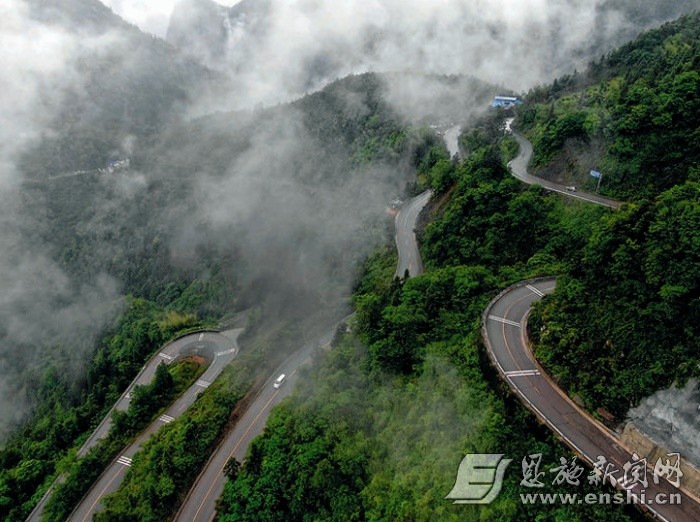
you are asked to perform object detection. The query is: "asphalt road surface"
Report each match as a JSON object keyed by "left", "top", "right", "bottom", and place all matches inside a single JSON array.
[
  {"left": 395, "top": 190, "right": 432, "bottom": 278},
  {"left": 174, "top": 328, "right": 337, "bottom": 522},
  {"left": 483, "top": 279, "right": 700, "bottom": 522},
  {"left": 55, "top": 330, "right": 242, "bottom": 522},
  {"left": 509, "top": 132, "right": 622, "bottom": 209},
  {"left": 82, "top": 331, "right": 239, "bottom": 456}
]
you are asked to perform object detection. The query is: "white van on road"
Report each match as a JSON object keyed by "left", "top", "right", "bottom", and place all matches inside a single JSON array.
[{"left": 273, "top": 374, "right": 286, "bottom": 388}]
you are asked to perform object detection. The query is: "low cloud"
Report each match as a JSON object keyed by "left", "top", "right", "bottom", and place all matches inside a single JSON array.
[
  {"left": 0, "top": 1, "right": 124, "bottom": 438},
  {"left": 165, "top": 0, "right": 694, "bottom": 113}
]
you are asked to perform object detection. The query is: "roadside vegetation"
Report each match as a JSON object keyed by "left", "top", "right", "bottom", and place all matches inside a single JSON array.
[
  {"left": 0, "top": 296, "right": 214, "bottom": 521},
  {"left": 93, "top": 359, "right": 253, "bottom": 522},
  {"left": 42, "top": 356, "right": 206, "bottom": 522},
  {"left": 521, "top": 12, "right": 700, "bottom": 420}
]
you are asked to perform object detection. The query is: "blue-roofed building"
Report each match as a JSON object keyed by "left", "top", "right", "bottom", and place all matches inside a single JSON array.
[{"left": 491, "top": 96, "right": 523, "bottom": 109}]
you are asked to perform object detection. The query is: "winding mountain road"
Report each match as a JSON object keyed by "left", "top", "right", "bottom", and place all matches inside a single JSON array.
[
  {"left": 483, "top": 279, "right": 700, "bottom": 521},
  {"left": 151, "top": 128, "right": 684, "bottom": 522},
  {"left": 509, "top": 131, "right": 622, "bottom": 209},
  {"left": 28, "top": 183, "right": 433, "bottom": 522},
  {"left": 27, "top": 330, "right": 241, "bottom": 522},
  {"left": 173, "top": 327, "right": 338, "bottom": 522},
  {"left": 31, "top": 125, "right": 642, "bottom": 521},
  {"left": 393, "top": 122, "right": 459, "bottom": 278},
  {"left": 395, "top": 190, "right": 432, "bottom": 278},
  {"left": 83, "top": 331, "right": 240, "bottom": 458},
  {"left": 488, "top": 125, "right": 700, "bottom": 520},
  {"left": 173, "top": 127, "right": 446, "bottom": 522},
  {"left": 66, "top": 331, "right": 241, "bottom": 521}
]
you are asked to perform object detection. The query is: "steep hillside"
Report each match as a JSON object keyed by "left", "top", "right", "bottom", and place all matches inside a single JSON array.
[
  {"left": 518, "top": 14, "right": 700, "bottom": 421},
  {"left": 1, "top": 0, "right": 225, "bottom": 443},
  {"left": 214, "top": 111, "right": 636, "bottom": 521},
  {"left": 211, "top": 13, "right": 700, "bottom": 521},
  {"left": 21, "top": 0, "right": 223, "bottom": 179},
  {"left": 517, "top": 11, "right": 700, "bottom": 199}
]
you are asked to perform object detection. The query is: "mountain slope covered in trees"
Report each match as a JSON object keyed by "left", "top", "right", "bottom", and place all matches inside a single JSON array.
[
  {"left": 520, "top": 12, "right": 700, "bottom": 419},
  {"left": 215, "top": 113, "right": 636, "bottom": 520},
  {"left": 517, "top": 11, "right": 700, "bottom": 199},
  {"left": 1, "top": 65, "right": 489, "bottom": 520}
]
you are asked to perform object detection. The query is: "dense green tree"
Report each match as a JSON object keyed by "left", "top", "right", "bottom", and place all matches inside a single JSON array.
[{"left": 531, "top": 182, "right": 700, "bottom": 416}]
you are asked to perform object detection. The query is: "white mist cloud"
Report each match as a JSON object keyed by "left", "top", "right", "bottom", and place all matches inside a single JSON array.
[
  {"left": 98, "top": 0, "right": 240, "bottom": 36},
  {"left": 160, "top": 0, "right": 670, "bottom": 114},
  {"left": 0, "top": 1, "right": 77, "bottom": 187},
  {"left": 628, "top": 379, "right": 700, "bottom": 469},
  {"left": 185, "top": 102, "right": 407, "bottom": 312},
  {"left": 0, "top": 0, "right": 124, "bottom": 438}
]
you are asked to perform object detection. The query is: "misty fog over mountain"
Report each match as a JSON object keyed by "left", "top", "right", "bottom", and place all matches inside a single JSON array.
[
  {"left": 1, "top": 0, "right": 697, "bottom": 441},
  {"left": 2, "top": 6, "right": 700, "bottom": 520},
  {"left": 164, "top": 0, "right": 700, "bottom": 110}
]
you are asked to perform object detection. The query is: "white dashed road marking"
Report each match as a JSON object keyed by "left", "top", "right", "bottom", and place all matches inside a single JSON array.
[
  {"left": 488, "top": 315, "right": 521, "bottom": 327},
  {"left": 159, "top": 352, "right": 174, "bottom": 361},
  {"left": 526, "top": 284, "right": 545, "bottom": 297},
  {"left": 159, "top": 414, "right": 175, "bottom": 424},
  {"left": 505, "top": 369, "right": 540, "bottom": 377},
  {"left": 117, "top": 456, "right": 132, "bottom": 467},
  {"left": 195, "top": 380, "right": 211, "bottom": 388}
]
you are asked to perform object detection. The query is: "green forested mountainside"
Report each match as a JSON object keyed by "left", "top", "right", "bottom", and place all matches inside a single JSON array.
[
  {"left": 18, "top": 73, "right": 487, "bottom": 522},
  {"left": 517, "top": 11, "right": 700, "bottom": 199},
  {"left": 123, "top": 72, "right": 486, "bottom": 311},
  {"left": 2, "top": 71, "right": 467, "bottom": 521},
  {"left": 0, "top": 297, "right": 210, "bottom": 521},
  {"left": 41, "top": 356, "right": 207, "bottom": 522},
  {"left": 24, "top": 72, "right": 466, "bottom": 317},
  {"left": 90, "top": 353, "right": 255, "bottom": 522},
  {"left": 214, "top": 115, "right": 639, "bottom": 521},
  {"left": 215, "top": 15, "right": 700, "bottom": 517},
  {"left": 419, "top": 122, "right": 605, "bottom": 280}
]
